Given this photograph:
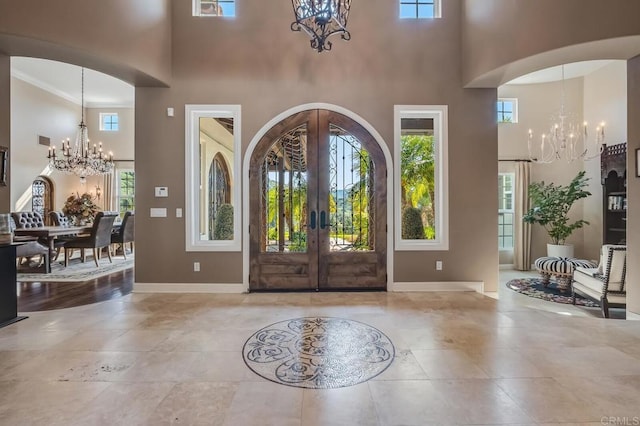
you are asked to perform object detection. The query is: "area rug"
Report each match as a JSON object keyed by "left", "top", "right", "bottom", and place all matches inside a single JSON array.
[
  {"left": 17, "top": 255, "right": 133, "bottom": 282},
  {"left": 243, "top": 317, "right": 395, "bottom": 389},
  {"left": 506, "top": 277, "right": 599, "bottom": 307}
]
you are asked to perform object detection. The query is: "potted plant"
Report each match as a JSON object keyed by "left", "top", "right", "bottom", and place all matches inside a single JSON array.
[{"left": 523, "top": 170, "right": 591, "bottom": 258}]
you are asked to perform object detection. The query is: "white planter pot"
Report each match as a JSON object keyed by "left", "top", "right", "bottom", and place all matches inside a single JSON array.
[{"left": 547, "top": 243, "right": 574, "bottom": 258}]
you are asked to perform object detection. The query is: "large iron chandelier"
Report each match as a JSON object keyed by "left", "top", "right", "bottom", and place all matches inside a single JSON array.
[
  {"left": 527, "top": 65, "right": 605, "bottom": 164},
  {"left": 291, "top": 0, "right": 351, "bottom": 53},
  {"left": 48, "top": 67, "right": 114, "bottom": 183}
]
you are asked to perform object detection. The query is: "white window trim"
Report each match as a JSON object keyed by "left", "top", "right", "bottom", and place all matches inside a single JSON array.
[
  {"left": 99, "top": 112, "right": 119, "bottom": 131},
  {"left": 116, "top": 167, "right": 135, "bottom": 215},
  {"left": 192, "top": 0, "right": 234, "bottom": 17},
  {"left": 497, "top": 98, "right": 518, "bottom": 123},
  {"left": 185, "top": 104, "right": 241, "bottom": 251},
  {"left": 400, "top": 0, "right": 442, "bottom": 19},
  {"left": 394, "top": 105, "right": 448, "bottom": 251},
  {"left": 498, "top": 173, "right": 515, "bottom": 251}
]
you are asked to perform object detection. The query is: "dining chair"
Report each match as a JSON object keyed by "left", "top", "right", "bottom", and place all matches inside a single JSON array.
[
  {"left": 11, "top": 211, "right": 45, "bottom": 229},
  {"left": 8, "top": 216, "right": 50, "bottom": 272},
  {"left": 111, "top": 211, "right": 134, "bottom": 259},
  {"left": 63, "top": 211, "right": 118, "bottom": 267},
  {"left": 48, "top": 211, "right": 74, "bottom": 261}
]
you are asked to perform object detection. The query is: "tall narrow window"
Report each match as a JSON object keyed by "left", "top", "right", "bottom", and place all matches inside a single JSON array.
[
  {"left": 400, "top": 0, "right": 441, "bottom": 19},
  {"left": 498, "top": 173, "right": 514, "bottom": 250},
  {"left": 395, "top": 106, "right": 448, "bottom": 250},
  {"left": 100, "top": 113, "right": 119, "bottom": 131},
  {"left": 497, "top": 98, "right": 518, "bottom": 123},
  {"left": 193, "top": 0, "right": 235, "bottom": 17},
  {"left": 186, "top": 105, "right": 241, "bottom": 251},
  {"left": 117, "top": 170, "right": 135, "bottom": 217}
]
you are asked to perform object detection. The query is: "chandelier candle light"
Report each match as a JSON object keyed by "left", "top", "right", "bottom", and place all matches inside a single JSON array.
[
  {"left": 527, "top": 65, "right": 605, "bottom": 164},
  {"left": 48, "top": 67, "right": 114, "bottom": 183},
  {"left": 291, "top": 0, "right": 351, "bottom": 52}
]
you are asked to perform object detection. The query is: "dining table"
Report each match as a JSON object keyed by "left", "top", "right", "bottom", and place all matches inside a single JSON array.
[{"left": 13, "top": 224, "right": 118, "bottom": 273}]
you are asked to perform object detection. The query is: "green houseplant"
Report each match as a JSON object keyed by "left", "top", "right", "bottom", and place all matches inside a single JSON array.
[{"left": 523, "top": 171, "right": 591, "bottom": 254}]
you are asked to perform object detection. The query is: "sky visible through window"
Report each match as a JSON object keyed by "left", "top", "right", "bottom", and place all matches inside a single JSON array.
[{"left": 400, "top": 0, "right": 435, "bottom": 19}]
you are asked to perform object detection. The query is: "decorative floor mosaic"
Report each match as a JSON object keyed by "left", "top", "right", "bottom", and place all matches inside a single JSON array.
[{"left": 242, "top": 317, "right": 395, "bottom": 389}]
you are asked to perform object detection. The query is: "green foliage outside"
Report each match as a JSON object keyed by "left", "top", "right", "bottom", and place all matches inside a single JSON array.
[
  {"left": 213, "top": 203, "right": 234, "bottom": 240},
  {"left": 400, "top": 134, "right": 435, "bottom": 239},
  {"left": 523, "top": 171, "right": 591, "bottom": 245},
  {"left": 402, "top": 206, "right": 425, "bottom": 239}
]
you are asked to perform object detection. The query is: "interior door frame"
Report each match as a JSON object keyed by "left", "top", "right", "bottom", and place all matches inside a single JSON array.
[{"left": 243, "top": 103, "right": 394, "bottom": 292}]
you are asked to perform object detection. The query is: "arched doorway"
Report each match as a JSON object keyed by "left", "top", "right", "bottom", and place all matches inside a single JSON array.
[
  {"left": 249, "top": 109, "right": 387, "bottom": 291},
  {"left": 31, "top": 176, "right": 54, "bottom": 224}
]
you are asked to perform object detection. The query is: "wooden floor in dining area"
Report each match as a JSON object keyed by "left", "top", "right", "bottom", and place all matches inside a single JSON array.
[{"left": 17, "top": 268, "right": 133, "bottom": 312}]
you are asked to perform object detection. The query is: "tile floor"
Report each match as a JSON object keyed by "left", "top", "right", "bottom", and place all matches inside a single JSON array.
[{"left": 0, "top": 271, "right": 638, "bottom": 425}]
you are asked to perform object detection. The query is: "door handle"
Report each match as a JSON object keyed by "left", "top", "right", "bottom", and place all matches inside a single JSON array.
[
  {"left": 310, "top": 211, "right": 317, "bottom": 230},
  {"left": 320, "top": 211, "right": 327, "bottom": 229}
]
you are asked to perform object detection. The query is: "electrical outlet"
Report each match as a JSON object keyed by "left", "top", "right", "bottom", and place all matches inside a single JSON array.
[
  {"left": 436, "top": 260, "right": 443, "bottom": 271},
  {"left": 193, "top": 262, "right": 200, "bottom": 272}
]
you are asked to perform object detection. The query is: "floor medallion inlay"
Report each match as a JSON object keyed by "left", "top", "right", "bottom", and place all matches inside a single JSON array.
[{"left": 242, "top": 317, "right": 395, "bottom": 389}]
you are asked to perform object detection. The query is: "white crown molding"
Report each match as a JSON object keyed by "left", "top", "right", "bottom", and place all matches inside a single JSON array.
[
  {"left": 12, "top": 68, "right": 80, "bottom": 105},
  {"left": 11, "top": 69, "right": 134, "bottom": 109}
]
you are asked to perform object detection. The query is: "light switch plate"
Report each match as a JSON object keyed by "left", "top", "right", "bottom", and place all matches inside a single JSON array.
[
  {"left": 150, "top": 208, "right": 167, "bottom": 218},
  {"left": 155, "top": 187, "right": 168, "bottom": 197}
]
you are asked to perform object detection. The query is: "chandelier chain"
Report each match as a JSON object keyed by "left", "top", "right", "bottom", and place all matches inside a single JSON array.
[{"left": 47, "top": 67, "right": 114, "bottom": 181}]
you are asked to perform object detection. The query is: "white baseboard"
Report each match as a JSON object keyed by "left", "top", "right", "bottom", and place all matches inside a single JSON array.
[
  {"left": 133, "top": 282, "right": 247, "bottom": 294},
  {"left": 135, "top": 281, "right": 484, "bottom": 294},
  {"left": 499, "top": 264, "right": 515, "bottom": 270},
  {"left": 626, "top": 310, "right": 640, "bottom": 321},
  {"left": 391, "top": 281, "right": 484, "bottom": 293}
]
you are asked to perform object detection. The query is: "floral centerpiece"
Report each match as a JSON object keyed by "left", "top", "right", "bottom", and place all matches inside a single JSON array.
[{"left": 62, "top": 192, "right": 100, "bottom": 225}]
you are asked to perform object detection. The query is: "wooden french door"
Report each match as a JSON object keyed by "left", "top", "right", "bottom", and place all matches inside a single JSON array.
[{"left": 249, "top": 109, "right": 387, "bottom": 291}]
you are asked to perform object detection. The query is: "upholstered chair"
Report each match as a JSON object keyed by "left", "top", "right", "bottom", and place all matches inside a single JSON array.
[
  {"left": 63, "top": 212, "right": 118, "bottom": 267},
  {"left": 48, "top": 211, "right": 75, "bottom": 261},
  {"left": 111, "top": 212, "right": 134, "bottom": 259},
  {"left": 11, "top": 211, "right": 45, "bottom": 229},
  {"left": 9, "top": 216, "right": 50, "bottom": 272},
  {"left": 572, "top": 245, "right": 626, "bottom": 318},
  {"left": 49, "top": 211, "right": 72, "bottom": 227}
]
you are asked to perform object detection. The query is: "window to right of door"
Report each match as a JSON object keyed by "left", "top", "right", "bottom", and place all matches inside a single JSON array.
[{"left": 394, "top": 106, "right": 448, "bottom": 250}]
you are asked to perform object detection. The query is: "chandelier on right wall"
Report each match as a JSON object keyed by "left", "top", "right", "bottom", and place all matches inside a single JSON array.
[{"left": 527, "top": 65, "right": 605, "bottom": 164}]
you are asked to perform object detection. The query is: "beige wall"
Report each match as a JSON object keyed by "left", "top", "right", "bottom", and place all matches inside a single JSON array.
[
  {"left": 498, "top": 78, "right": 585, "bottom": 260},
  {"left": 1, "top": 1, "right": 639, "bottom": 301},
  {"left": 0, "top": 54, "right": 9, "bottom": 212},
  {"left": 498, "top": 62, "right": 628, "bottom": 263},
  {"left": 0, "top": 0, "right": 171, "bottom": 86},
  {"left": 583, "top": 61, "right": 628, "bottom": 261},
  {"left": 463, "top": 0, "right": 640, "bottom": 87},
  {"left": 130, "top": 0, "right": 499, "bottom": 288},
  {"left": 627, "top": 56, "right": 640, "bottom": 315}
]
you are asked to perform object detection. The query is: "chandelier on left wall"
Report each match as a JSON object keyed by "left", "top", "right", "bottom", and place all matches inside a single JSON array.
[{"left": 48, "top": 67, "right": 114, "bottom": 183}]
